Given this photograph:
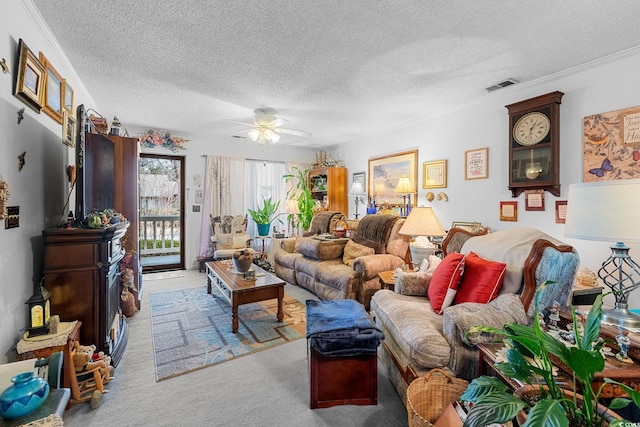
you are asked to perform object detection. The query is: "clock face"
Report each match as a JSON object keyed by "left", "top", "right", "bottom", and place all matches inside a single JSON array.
[{"left": 513, "top": 112, "right": 551, "bottom": 146}]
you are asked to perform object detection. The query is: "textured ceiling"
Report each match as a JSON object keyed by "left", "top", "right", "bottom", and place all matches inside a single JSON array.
[{"left": 32, "top": 1, "right": 640, "bottom": 148}]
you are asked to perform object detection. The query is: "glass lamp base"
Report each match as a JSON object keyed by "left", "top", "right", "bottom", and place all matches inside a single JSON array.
[{"left": 601, "top": 307, "right": 640, "bottom": 330}]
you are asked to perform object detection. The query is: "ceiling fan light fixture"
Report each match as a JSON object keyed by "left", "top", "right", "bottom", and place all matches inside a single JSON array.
[
  {"left": 264, "top": 128, "right": 280, "bottom": 143},
  {"left": 248, "top": 129, "right": 260, "bottom": 142}
]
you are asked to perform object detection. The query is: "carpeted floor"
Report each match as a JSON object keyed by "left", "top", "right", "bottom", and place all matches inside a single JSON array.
[
  {"left": 150, "top": 286, "right": 306, "bottom": 381},
  {"left": 144, "top": 271, "right": 185, "bottom": 281}
]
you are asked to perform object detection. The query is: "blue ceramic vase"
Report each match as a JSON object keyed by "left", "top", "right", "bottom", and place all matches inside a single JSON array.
[{"left": 0, "top": 371, "right": 49, "bottom": 420}]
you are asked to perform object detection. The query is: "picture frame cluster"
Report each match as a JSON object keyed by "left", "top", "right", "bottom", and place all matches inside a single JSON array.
[{"left": 13, "top": 38, "right": 76, "bottom": 146}]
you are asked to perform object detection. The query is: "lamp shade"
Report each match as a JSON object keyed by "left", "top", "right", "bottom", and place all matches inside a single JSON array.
[
  {"left": 398, "top": 206, "right": 446, "bottom": 237},
  {"left": 394, "top": 176, "right": 414, "bottom": 194},
  {"left": 285, "top": 199, "right": 300, "bottom": 214},
  {"left": 564, "top": 179, "right": 640, "bottom": 243},
  {"left": 348, "top": 182, "right": 366, "bottom": 197}
]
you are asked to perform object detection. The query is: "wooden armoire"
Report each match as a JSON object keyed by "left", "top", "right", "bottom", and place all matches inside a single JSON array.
[{"left": 42, "top": 125, "right": 139, "bottom": 366}]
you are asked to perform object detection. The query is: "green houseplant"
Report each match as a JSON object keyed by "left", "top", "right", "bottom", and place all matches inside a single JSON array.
[
  {"left": 460, "top": 282, "right": 640, "bottom": 427},
  {"left": 248, "top": 196, "right": 281, "bottom": 236},
  {"left": 283, "top": 166, "right": 315, "bottom": 232}
]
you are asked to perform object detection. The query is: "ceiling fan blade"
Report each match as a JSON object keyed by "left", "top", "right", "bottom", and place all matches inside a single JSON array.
[
  {"left": 225, "top": 120, "right": 255, "bottom": 127},
  {"left": 275, "top": 128, "right": 312, "bottom": 137},
  {"left": 267, "top": 118, "right": 288, "bottom": 128}
]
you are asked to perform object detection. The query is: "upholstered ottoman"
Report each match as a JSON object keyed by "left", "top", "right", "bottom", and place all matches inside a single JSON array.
[{"left": 306, "top": 299, "right": 384, "bottom": 409}]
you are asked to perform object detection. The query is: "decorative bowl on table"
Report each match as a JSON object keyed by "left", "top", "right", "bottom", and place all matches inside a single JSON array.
[{"left": 232, "top": 250, "right": 254, "bottom": 273}]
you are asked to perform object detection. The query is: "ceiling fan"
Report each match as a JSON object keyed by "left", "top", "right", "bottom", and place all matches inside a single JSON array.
[{"left": 229, "top": 108, "right": 311, "bottom": 144}]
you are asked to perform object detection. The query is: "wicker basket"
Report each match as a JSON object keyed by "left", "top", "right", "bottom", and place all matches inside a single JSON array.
[{"left": 406, "top": 368, "right": 469, "bottom": 427}]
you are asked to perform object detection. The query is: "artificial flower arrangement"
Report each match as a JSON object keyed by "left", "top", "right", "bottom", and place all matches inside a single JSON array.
[{"left": 139, "top": 129, "right": 189, "bottom": 152}]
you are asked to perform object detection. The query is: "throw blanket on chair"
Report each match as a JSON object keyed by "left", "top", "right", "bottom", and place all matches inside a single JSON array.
[
  {"left": 355, "top": 215, "right": 399, "bottom": 253},
  {"left": 306, "top": 300, "right": 384, "bottom": 356},
  {"left": 306, "top": 211, "right": 342, "bottom": 236}
]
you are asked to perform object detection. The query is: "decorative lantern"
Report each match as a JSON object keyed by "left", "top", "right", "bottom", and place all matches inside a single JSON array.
[
  {"left": 26, "top": 280, "right": 51, "bottom": 337},
  {"left": 110, "top": 116, "right": 122, "bottom": 136}
]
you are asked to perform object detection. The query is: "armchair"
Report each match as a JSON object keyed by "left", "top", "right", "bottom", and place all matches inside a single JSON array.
[{"left": 210, "top": 214, "right": 252, "bottom": 259}]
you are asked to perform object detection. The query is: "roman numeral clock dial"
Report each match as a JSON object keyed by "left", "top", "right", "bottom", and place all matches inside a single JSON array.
[{"left": 506, "top": 91, "right": 564, "bottom": 197}]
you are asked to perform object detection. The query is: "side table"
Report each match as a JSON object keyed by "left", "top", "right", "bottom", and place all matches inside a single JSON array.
[
  {"left": 16, "top": 321, "right": 81, "bottom": 390},
  {"left": 477, "top": 341, "right": 640, "bottom": 398},
  {"left": 377, "top": 270, "right": 395, "bottom": 292}
]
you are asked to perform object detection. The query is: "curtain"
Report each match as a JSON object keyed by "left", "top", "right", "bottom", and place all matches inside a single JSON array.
[
  {"left": 245, "top": 160, "right": 287, "bottom": 246},
  {"left": 198, "top": 156, "right": 245, "bottom": 257}
]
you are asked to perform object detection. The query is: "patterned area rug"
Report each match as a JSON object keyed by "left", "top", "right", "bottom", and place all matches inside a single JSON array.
[{"left": 149, "top": 287, "right": 306, "bottom": 381}]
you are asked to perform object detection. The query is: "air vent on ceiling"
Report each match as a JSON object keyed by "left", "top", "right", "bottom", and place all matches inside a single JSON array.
[{"left": 485, "top": 78, "right": 519, "bottom": 92}]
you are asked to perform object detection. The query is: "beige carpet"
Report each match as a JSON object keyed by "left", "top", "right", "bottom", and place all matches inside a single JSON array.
[{"left": 143, "top": 271, "right": 184, "bottom": 281}]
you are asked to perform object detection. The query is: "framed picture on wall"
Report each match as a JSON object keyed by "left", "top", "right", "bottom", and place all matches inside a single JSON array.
[
  {"left": 14, "top": 39, "right": 45, "bottom": 112},
  {"left": 63, "top": 80, "right": 75, "bottom": 113},
  {"left": 422, "top": 160, "right": 447, "bottom": 188},
  {"left": 352, "top": 171, "right": 365, "bottom": 187},
  {"left": 499, "top": 201, "right": 518, "bottom": 222},
  {"left": 583, "top": 105, "right": 640, "bottom": 182},
  {"left": 524, "top": 189, "right": 545, "bottom": 211},
  {"left": 464, "top": 147, "right": 489, "bottom": 180},
  {"left": 368, "top": 150, "right": 418, "bottom": 206},
  {"left": 62, "top": 109, "right": 76, "bottom": 147},
  {"left": 39, "top": 52, "right": 64, "bottom": 124},
  {"left": 555, "top": 200, "right": 568, "bottom": 224}
]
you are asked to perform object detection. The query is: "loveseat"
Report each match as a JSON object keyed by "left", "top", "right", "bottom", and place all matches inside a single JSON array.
[
  {"left": 274, "top": 214, "right": 410, "bottom": 308},
  {"left": 370, "top": 227, "right": 579, "bottom": 403}
]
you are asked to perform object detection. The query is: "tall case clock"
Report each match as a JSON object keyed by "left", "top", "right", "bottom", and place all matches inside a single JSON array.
[{"left": 506, "top": 91, "right": 564, "bottom": 197}]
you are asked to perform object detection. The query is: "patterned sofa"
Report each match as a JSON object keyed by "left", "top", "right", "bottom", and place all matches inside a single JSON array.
[
  {"left": 274, "top": 214, "right": 410, "bottom": 308},
  {"left": 370, "top": 227, "right": 579, "bottom": 403}
]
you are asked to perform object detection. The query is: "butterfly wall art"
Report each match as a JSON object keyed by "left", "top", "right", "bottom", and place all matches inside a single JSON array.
[{"left": 583, "top": 106, "right": 640, "bottom": 182}]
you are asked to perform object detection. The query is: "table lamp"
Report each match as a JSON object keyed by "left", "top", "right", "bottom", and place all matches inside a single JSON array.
[
  {"left": 564, "top": 179, "right": 640, "bottom": 329},
  {"left": 394, "top": 176, "right": 415, "bottom": 216},
  {"left": 348, "top": 181, "right": 367, "bottom": 219},
  {"left": 399, "top": 207, "right": 447, "bottom": 268},
  {"left": 285, "top": 199, "right": 300, "bottom": 236}
]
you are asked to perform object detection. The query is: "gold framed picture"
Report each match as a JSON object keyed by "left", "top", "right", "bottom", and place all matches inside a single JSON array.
[
  {"left": 39, "top": 52, "right": 64, "bottom": 124},
  {"left": 14, "top": 39, "right": 45, "bottom": 112},
  {"left": 63, "top": 80, "right": 75, "bottom": 114},
  {"left": 368, "top": 150, "right": 418, "bottom": 206},
  {"left": 500, "top": 201, "right": 518, "bottom": 222},
  {"left": 62, "top": 110, "right": 76, "bottom": 147},
  {"left": 464, "top": 147, "right": 489, "bottom": 180},
  {"left": 422, "top": 160, "right": 447, "bottom": 189},
  {"left": 524, "top": 189, "right": 545, "bottom": 211}
]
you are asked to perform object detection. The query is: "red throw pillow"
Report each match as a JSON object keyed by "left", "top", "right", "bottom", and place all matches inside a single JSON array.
[
  {"left": 454, "top": 251, "right": 507, "bottom": 305},
  {"left": 428, "top": 252, "right": 465, "bottom": 314}
]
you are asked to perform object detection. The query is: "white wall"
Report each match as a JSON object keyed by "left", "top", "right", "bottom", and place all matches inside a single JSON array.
[
  {"left": 340, "top": 47, "right": 640, "bottom": 308},
  {"left": 124, "top": 125, "right": 316, "bottom": 270},
  {"left": 0, "top": 1, "right": 98, "bottom": 363}
]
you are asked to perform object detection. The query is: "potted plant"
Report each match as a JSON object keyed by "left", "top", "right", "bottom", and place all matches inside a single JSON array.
[
  {"left": 283, "top": 166, "right": 315, "bottom": 232},
  {"left": 248, "top": 196, "right": 282, "bottom": 236},
  {"left": 460, "top": 282, "right": 640, "bottom": 427}
]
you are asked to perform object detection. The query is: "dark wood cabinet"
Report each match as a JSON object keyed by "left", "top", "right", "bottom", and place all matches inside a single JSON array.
[
  {"left": 42, "top": 224, "right": 129, "bottom": 366},
  {"left": 84, "top": 132, "right": 141, "bottom": 308}
]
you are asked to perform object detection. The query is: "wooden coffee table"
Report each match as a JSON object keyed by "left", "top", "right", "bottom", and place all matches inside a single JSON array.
[{"left": 205, "top": 260, "right": 285, "bottom": 332}]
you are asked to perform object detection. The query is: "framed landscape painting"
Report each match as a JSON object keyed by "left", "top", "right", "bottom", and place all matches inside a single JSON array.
[
  {"left": 39, "top": 52, "right": 64, "bottom": 124},
  {"left": 368, "top": 150, "right": 418, "bottom": 206}
]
